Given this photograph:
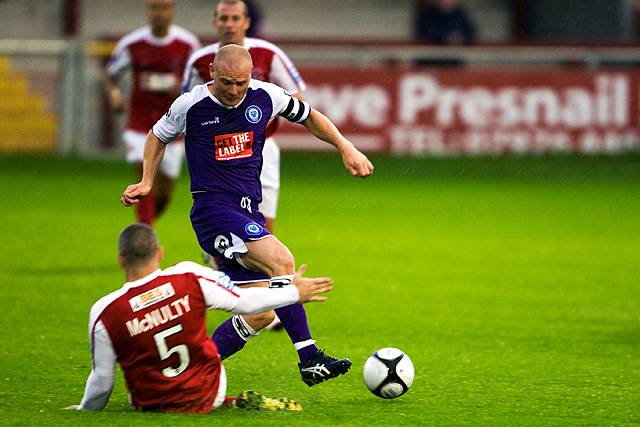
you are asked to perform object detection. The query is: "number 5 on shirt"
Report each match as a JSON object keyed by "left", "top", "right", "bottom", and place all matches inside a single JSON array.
[{"left": 153, "top": 323, "right": 190, "bottom": 378}]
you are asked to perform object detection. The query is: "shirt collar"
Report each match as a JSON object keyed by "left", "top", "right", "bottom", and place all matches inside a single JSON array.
[{"left": 123, "top": 268, "right": 162, "bottom": 289}]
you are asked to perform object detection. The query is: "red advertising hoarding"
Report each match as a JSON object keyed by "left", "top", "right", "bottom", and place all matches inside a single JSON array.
[{"left": 276, "top": 67, "right": 640, "bottom": 155}]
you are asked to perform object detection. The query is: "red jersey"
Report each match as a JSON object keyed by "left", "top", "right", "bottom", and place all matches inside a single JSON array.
[
  {"left": 182, "top": 37, "right": 305, "bottom": 137},
  {"left": 87, "top": 262, "right": 238, "bottom": 413},
  {"left": 108, "top": 25, "right": 200, "bottom": 133},
  {"left": 77, "top": 261, "right": 300, "bottom": 413}
]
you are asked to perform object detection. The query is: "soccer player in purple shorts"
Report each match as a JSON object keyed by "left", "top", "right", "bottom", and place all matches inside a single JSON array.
[{"left": 121, "top": 45, "right": 373, "bottom": 386}]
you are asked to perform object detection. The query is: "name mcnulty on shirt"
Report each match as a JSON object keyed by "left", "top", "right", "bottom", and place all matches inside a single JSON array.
[{"left": 126, "top": 295, "right": 191, "bottom": 337}]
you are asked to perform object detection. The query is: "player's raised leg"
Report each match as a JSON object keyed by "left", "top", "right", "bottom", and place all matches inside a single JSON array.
[{"left": 240, "top": 236, "right": 352, "bottom": 386}]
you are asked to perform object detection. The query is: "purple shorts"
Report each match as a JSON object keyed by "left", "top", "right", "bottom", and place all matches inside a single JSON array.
[{"left": 190, "top": 192, "right": 271, "bottom": 283}]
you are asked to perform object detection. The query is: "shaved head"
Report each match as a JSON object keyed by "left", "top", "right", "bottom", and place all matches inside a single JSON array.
[
  {"left": 214, "top": 44, "right": 253, "bottom": 73},
  {"left": 209, "top": 44, "right": 253, "bottom": 107}
]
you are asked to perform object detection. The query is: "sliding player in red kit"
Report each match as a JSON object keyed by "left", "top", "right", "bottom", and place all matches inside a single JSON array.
[{"left": 68, "top": 224, "right": 332, "bottom": 413}]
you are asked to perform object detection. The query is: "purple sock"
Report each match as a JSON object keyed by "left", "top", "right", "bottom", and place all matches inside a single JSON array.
[
  {"left": 211, "top": 315, "right": 251, "bottom": 360},
  {"left": 275, "top": 303, "right": 318, "bottom": 363}
]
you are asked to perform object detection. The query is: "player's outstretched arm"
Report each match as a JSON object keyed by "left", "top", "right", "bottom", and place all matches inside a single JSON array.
[
  {"left": 302, "top": 109, "right": 374, "bottom": 178},
  {"left": 121, "top": 131, "right": 166, "bottom": 206},
  {"left": 215, "top": 265, "right": 333, "bottom": 315}
]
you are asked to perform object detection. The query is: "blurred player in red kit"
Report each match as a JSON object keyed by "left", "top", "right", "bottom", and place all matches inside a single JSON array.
[
  {"left": 106, "top": 0, "right": 200, "bottom": 224},
  {"left": 66, "top": 223, "right": 333, "bottom": 413}
]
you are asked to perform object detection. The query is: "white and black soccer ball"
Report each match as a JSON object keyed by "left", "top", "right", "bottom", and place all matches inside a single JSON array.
[{"left": 363, "top": 348, "right": 414, "bottom": 399}]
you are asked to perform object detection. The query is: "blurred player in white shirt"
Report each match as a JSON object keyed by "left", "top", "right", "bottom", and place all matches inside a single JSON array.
[
  {"left": 66, "top": 223, "right": 333, "bottom": 413},
  {"left": 106, "top": 0, "right": 200, "bottom": 224},
  {"left": 182, "top": 0, "right": 305, "bottom": 233}
]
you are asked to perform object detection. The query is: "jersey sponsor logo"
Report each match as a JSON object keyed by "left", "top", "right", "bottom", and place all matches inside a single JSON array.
[
  {"left": 244, "top": 222, "right": 263, "bottom": 236},
  {"left": 201, "top": 117, "right": 220, "bottom": 126},
  {"left": 214, "top": 131, "right": 254, "bottom": 161},
  {"left": 140, "top": 72, "right": 178, "bottom": 92},
  {"left": 129, "top": 283, "right": 175, "bottom": 312},
  {"left": 125, "top": 295, "right": 191, "bottom": 337},
  {"left": 245, "top": 105, "right": 263, "bottom": 124}
]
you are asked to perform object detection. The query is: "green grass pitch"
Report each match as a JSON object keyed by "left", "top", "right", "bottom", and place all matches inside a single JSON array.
[{"left": 0, "top": 153, "right": 638, "bottom": 426}]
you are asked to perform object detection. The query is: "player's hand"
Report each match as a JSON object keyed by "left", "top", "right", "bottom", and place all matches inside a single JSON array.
[
  {"left": 109, "top": 87, "right": 126, "bottom": 113},
  {"left": 292, "top": 264, "right": 333, "bottom": 303},
  {"left": 63, "top": 405, "right": 80, "bottom": 410},
  {"left": 121, "top": 181, "right": 152, "bottom": 207},
  {"left": 340, "top": 144, "right": 374, "bottom": 178}
]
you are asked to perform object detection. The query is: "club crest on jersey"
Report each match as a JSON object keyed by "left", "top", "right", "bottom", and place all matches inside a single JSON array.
[
  {"left": 245, "top": 105, "right": 262, "bottom": 124},
  {"left": 129, "top": 283, "right": 175, "bottom": 312},
  {"left": 244, "top": 222, "right": 263, "bottom": 236}
]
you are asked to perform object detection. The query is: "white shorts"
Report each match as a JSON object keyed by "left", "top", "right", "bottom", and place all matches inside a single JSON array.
[
  {"left": 259, "top": 137, "right": 280, "bottom": 219},
  {"left": 212, "top": 365, "right": 227, "bottom": 410},
  {"left": 123, "top": 130, "right": 184, "bottom": 179}
]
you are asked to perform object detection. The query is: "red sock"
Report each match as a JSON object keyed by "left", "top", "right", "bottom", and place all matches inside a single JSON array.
[
  {"left": 222, "top": 396, "right": 237, "bottom": 408},
  {"left": 136, "top": 194, "right": 156, "bottom": 225}
]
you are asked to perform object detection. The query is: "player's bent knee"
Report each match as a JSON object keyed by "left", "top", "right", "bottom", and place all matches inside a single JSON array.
[
  {"left": 243, "top": 310, "right": 276, "bottom": 332},
  {"left": 244, "top": 237, "right": 294, "bottom": 276},
  {"left": 268, "top": 239, "right": 294, "bottom": 272}
]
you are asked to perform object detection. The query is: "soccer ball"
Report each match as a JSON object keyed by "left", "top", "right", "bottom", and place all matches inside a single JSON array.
[{"left": 363, "top": 348, "right": 414, "bottom": 399}]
